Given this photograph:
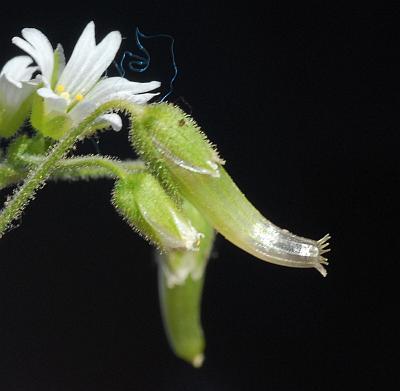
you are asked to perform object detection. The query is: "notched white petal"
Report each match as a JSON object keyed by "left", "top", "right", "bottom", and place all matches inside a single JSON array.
[
  {"left": 68, "top": 90, "right": 159, "bottom": 126},
  {"left": 57, "top": 21, "right": 96, "bottom": 91},
  {"left": 63, "top": 28, "right": 122, "bottom": 96},
  {"left": 1, "top": 55, "right": 34, "bottom": 81},
  {"left": 84, "top": 77, "right": 160, "bottom": 102},
  {"left": 12, "top": 28, "right": 54, "bottom": 83}
]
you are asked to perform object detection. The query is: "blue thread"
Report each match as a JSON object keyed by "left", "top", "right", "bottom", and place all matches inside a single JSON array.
[{"left": 114, "top": 28, "right": 178, "bottom": 102}]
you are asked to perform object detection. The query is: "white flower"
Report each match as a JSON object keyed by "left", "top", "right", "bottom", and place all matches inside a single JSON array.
[
  {"left": 12, "top": 21, "right": 160, "bottom": 138},
  {"left": 0, "top": 55, "right": 38, "bottom": 137}
]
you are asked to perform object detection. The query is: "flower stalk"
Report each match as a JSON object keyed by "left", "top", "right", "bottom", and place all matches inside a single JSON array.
[{"left": 0, "top": 100, "right": 136, "bottom": 238}]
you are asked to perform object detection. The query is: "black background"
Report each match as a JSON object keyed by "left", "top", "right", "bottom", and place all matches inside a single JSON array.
[{"left": 0, "top": 2, "right": 397, "bottom": 390}]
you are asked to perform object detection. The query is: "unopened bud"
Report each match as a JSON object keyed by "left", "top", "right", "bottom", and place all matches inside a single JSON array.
[{"left": 112, "top": 172, "right": 202, "bottom": 252}]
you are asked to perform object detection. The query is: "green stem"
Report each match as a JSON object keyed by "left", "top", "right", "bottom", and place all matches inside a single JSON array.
[
  {"left": 52, "top": 156, "right": 145, "bottom": 180},
  {"left": 1, "top": 156, "right": 146, "bottom": 188},
  {"left": 0, "top": 100, "right": 142, "bottom": 238}
]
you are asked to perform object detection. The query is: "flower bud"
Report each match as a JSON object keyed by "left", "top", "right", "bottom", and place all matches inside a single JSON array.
[
  {"left": 112, "top": 171, "right": 202, "bottom": 252},
  {"left": 157, "top": 200, "right": 215, "bottom": 367}
]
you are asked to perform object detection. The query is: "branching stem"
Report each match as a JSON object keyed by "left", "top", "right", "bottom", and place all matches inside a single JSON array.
[{"left": 0, "top": 100, "right": 142, "bottom": 238}]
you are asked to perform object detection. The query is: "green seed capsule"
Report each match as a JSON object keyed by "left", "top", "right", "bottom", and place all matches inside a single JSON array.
[
  {"left": 157, "top": 200, "right": 215, "bottom": 367},
  {"left": 130, "top": 103, "right": 330, "bottom": 276},
  {"left": 158, "top": 269, "right": 205, "bottom": 367}
]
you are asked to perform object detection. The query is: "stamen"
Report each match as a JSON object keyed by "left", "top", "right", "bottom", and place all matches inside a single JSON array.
[
  {"left": 55, "top": 84, "right": 65, "bottom": 93},
  {"left": 75, "top": 93, "right": 84, "bottom": 101}
]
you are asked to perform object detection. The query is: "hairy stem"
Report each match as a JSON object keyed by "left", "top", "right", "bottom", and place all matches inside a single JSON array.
[
  {"left": 1, "top": 157, "right": 146, "bottom": 189},
  {"left": 0, "top": 100, "right": 141, "bottom": 238},
  {"left": 25, "top": 155, "right": 145, "bottom": 180}
]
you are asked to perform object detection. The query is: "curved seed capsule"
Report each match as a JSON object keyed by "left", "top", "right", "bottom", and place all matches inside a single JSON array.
[
  {"left": 168, "top": 163, "right": 329, "bottom": 276},
  {"left": 157, "top": 200, "right": 215, "bottom": 367},
  {"left": 130, "top": 104, "right": 330, "bottom": 276}
]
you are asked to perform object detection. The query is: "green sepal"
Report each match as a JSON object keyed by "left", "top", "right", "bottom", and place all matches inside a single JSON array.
[
  {"left": 112, "top": 171, "right": 202, "bottom": 252},
  {"left": 30, "top": 94, "right": 71, "bottom": 139},
  {"left": 51, "top": 45, "right": 65, "bottom": 89},
  {"left": 130, "top": 103, "right": 224, "bottom": 201}
]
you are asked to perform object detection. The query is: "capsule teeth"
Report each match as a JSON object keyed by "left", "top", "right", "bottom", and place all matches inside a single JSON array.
[
  {"left": 318, "top": 234, "right": 331, "bottom": 245},
  {"left": 319, "top": 257, "right": 329, "bottom": 265},
  {"left": 320, "top": 248, "right": 331, "bottom": 254},
  {"left": 314, "top": 263, "right": 328, "bottom": 277},
  {"left": 192, "top": 353, "right": 205, "bottom": 368}
]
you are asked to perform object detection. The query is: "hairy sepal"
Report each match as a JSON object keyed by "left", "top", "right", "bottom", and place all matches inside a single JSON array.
[
  {"left": 129, "top": 103, "right": 224, "bottom": 200},
  {"left": 112, "top": 171, "right": 202, "bottom": 252}
]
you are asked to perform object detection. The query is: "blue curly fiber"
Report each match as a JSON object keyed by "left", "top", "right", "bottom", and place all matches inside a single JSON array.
[{"left": 115, "top": 27, "right": 177, "bottom": 102}]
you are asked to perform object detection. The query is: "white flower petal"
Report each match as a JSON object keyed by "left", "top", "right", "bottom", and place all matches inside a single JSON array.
[
  {"left": 37, "top": 87, "right": 69, "bottom": 114},
  {"left": 84, "top": 77, "right": 160, "bottom": 102},
  {"left": 127, "top": 92, "right": 160, "bottom": 104},
  {"left": 68, "top": 90, "right": 159, "bottom": 125},
  {"left": 18, "top": 66, "right": 39, "bottom": 83},
  {"left": 65, "top": 30, "right": 122, "bottom": 96},
  {"left": 67, "top": 101, "right": 95, "bottom": 124},
  {"left": 57, "top": 21, "right": 96, "bottom": 91},
  {"left": 95, "top": 113, "right": 122, "bottom": 131},
  {"left": 0, "top": 56, "right": 38, "bottom": 109},
  {"left": 12, "top": 28, "right": 54, "bottom": 83},
  {"left": 1, "top": 55, "right": 33, "bottom": 80}
]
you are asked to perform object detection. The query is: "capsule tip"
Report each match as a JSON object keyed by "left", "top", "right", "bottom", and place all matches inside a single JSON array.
[
  {"left": 191, "top": 353, "right": 205, "bottom": 368},
  {"left": 315, "top": 263, "right": 328, "bottom": 277},
  {"left": 316, "top": 233, "right": 331, "bottom": 277}
]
